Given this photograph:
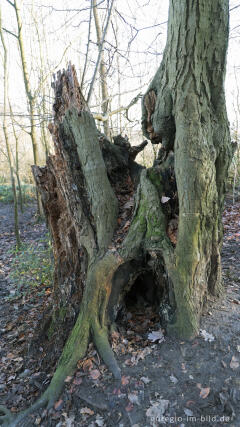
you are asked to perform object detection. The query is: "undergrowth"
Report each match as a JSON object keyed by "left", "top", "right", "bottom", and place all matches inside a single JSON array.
[
  {"left": 10, "top": 234, "right": 54, "bottom": 295},
  {"left": 0, "top": 183, "right": 36, "bottom": 204}
]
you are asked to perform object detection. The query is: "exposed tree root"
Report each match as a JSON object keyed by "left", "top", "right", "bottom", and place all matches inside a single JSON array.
[
  {"left": 0, "top": 257, "right": 122, "bottom": 426},
  {"left": 76, "top": 392, "right": 109, "bottom": 411},
  {"left": 0, "top": 319, "right": 120, "bottom": 426},
  {"left": 92, "top": 322, "right": 121, "bottom": 380}
]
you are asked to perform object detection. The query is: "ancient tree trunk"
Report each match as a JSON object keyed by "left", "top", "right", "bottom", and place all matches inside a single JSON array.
[
  {"left": 0, "top": 1, "right": 233, "bottom": 425},
  {"left": 142, "top": 0, "right": 233, "bottom": 337}
]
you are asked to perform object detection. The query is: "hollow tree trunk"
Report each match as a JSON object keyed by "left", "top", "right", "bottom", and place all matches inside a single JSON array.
[
  {"left": 32, "top": 65, "right": 150, "bottom": 351},
  {"left": 142, "top": 0, "right": 233, "bottom": 337},
  {"left": 0, "top": 2, "right": 233, "bottom": 425}
]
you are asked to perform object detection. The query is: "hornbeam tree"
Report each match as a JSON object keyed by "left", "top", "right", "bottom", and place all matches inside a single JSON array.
[{"left": 0, "top": 1, "right": 233, "bottom": 425}]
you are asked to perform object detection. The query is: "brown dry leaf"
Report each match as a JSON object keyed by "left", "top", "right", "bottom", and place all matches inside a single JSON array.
[
  {"left": 121, "top": 376, "right": 130, "bottom": 386},
  {"left": 230, "top": 356, "right": 239, "bottom": 370},
  {"left": 111, "top": 331, "right": 120, "bottom": 340},
  {"left": 125, "top": 402, "right": 134, "bottom": 412},
  {"left": 54, "top": 399, "right": 63, "bottom": 410},
  {"left": 64, "top": 376, "right": 73, "bottom": 383},
  {"left": 168, "top": 230, "right": 177, "bottom": 245},
  {"left": 18, "top": 333, "right": 25, "bottom": 342},
  {"left": 122, "top": 220, "right": 131, "bottom": 232},
  {"left": 6, "top": 323, "right": 14, "bottom": 331},
  {"left": 199, "top": 387, "right": 210, "bottom": 399},
  {"left": 89, "top": 369, "right": 101, "bottom": 380},
  {"left": 6, "top": 353, "right": 15, "bottom": 359},
  {"left": 80, "top": 407, "right": 94, "bottom": 415},
  {"left": 69, "top": 385, "right": 75, "bottom": 394},
  {"left": 73, "top": 377, "right": 82, "bottom": 385},
  {"left": 186, "top": 400, "right": 195, "bottom": 407},
  {"left": 78, "top": 358, "right": 94, "bottom": 371}
]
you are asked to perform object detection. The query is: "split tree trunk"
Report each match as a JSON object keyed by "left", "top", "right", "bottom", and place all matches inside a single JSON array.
[{"left": 0, "top": 1, "right": 233, "bottom": 425}]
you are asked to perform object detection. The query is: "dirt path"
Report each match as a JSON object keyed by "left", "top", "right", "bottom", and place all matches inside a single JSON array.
[{"left": 0, "top": 201, "right": 240, "bottom": 427}]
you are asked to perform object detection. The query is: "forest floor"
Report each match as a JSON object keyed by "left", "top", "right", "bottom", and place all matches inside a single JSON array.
[{"left": 0, "top": 199, "right": 240, "bottom": 427}]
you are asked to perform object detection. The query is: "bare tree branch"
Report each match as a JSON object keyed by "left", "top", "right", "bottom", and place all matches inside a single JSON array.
[
  {"left": 93, "top": 92, "right": 142, "bottom": 122},
  {"left": 2, "top": 27, "right": 18, "bottom": 38},
  {"left": 80, "top": 0, "right": 93, "bottom": 90},
  {"left": 5, "top": 0, "right": 15, "bottom": 7},
  {"left": 230, "top": 4, "right": 240, "bottom": 11},
  {"left": 27, "top": 0, "right": 105, "bottom": 13},
  {"left": 87, "top": 0, "right": 115, "bottom": 104}
]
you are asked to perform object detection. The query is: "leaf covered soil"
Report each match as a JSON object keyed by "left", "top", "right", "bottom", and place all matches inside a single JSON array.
[{"left": 0, "top": 200, "right": 240, "bottom": 426}]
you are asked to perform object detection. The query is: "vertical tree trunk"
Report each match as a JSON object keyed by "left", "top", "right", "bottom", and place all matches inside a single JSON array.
[
  {"left": 80, "top": 0, "right": 93, "bottom": 91},
  {"left": 33, "top": 12, "right": 50, "bottom": 160},
  {"left": 13, "top": 0, "right": 43, "bottom": 216},
  {"left": 92, "top": 0, "right": 111, "bottom": 139},
  {"left": 9, "top": 102, "right": 24, "bottom": 212},
  {"left": 142, "top": 0, "right": 233, "bottom": 337},
  {"left": 0, "top": 8, "right": 21, "bottom": 249}
]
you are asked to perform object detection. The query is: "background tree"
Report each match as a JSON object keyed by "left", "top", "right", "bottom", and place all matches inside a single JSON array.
[
  {"left": 5, "top": 0, "right": 43, "bottom": 214},
  {"left": 0, "top": 7, "right": 21, "bottom": 249},
  {"left": 9, "top": 101, "right": 24, "bottom": 212},
  {"left": 88, "top": 0, "right": 114, "bottom": 139},
  {"left": 0, "top": 1, "right": 234, "bottom": 425}
]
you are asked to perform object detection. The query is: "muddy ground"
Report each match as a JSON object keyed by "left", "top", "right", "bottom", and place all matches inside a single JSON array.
[{"left": 0, "top": 200, "right": 240, "bottom": 427}]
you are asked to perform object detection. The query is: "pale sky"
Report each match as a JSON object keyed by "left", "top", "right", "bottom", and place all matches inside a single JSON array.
[{"left": 0, "top": 0, "right": 240, "bottom": 132}]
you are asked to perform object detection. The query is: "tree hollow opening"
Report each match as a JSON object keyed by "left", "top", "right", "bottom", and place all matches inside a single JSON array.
[
  {"left": 124, "top": 270, "right": 162, "bottom": 313},
  {"left": 115, "top": 269, "right": 168, "bottom": 335}
]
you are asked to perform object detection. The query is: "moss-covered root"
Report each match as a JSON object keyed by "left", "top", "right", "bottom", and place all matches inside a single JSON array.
[
  {"left": 0, "top": 370, "right": 73, "bottom": 426},
  {"left": 0, "top": 314, "right": 90, "bottom": 426},
  {"left": 167, "top": 305, "right": 199, "bottom": 341},
  {"left": 92, "top": 321, "right": 121, "bottom": 380},
  {"left": 0, "top": 365, "right": 85, "bottom": 427},
  {"left": 0, "top": 258, "right": 122, "bottom": 425},
  {"left": 0, "top": 325, "right": 120, "bottom": 426},
  {"left": 0, "top": 389, "right": 53, "bottom": 426}
]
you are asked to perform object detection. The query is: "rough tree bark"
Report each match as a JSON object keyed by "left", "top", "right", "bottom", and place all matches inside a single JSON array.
[
  {"left": 142, "top": 0, "right": 233, "bottom": 337},
  {"left": 0, "top": 1, "right": 233, "bottom": 425}
]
